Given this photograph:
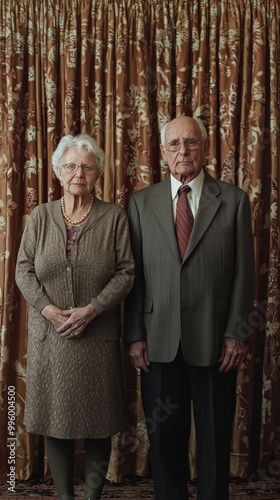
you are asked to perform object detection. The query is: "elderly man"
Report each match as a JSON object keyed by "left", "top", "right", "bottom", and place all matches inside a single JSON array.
[{"left": 125, "top": 116, "right": 255, "bottom": 500}]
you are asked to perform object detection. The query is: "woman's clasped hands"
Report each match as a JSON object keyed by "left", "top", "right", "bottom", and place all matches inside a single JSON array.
[{"left": 41, "top": 303, "right": 99, "bottom": 340}]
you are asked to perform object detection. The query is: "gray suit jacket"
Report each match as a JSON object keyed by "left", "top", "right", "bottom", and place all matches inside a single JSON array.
[{"left": 124, "top": 170, "right": 255, "bottom": 366}]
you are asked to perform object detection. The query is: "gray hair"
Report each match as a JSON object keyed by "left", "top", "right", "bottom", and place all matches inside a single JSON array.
[
  {"left": 160, "top": 117, "right": 208, "bottom": 145},
  {"left": 52, "top": 134, "right": 105, "bottom": 179}
]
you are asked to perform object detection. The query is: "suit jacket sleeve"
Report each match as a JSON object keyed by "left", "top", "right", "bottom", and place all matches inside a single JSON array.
[
  {"left": 124, "top": 195, "right": 147, "bottom": 344},
  {"left": 224, "top": 190, "right": 255, "bottom": 342}
]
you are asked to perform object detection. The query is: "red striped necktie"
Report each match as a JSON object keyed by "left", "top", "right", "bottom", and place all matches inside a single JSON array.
[{"left": 176, "top": 185, "right": 194, "bottom": 260}]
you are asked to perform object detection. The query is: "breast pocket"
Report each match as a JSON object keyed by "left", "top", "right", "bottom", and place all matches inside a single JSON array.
[{"left": 208, "top": 226, "right": 231, "bottom": 234}]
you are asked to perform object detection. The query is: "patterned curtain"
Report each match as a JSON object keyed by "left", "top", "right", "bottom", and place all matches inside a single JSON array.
[{"left": 0, "top": 0, "right": 279, "bottom": 485}]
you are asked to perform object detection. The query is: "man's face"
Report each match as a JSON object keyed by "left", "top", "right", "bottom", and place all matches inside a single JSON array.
[{"left": 160, "top": 116, "right": 208, "bottom": 184}]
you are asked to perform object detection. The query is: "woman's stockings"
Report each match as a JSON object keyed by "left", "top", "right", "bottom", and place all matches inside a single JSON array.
[
  {"left": 46, "top": 436, "right": 75, "bottom": 500},
  {"left": 46, "top": 436, "right": 111, "bottom": 500},
  {"left": 84, "top": 437, "right": 111, "bottom": 499}
]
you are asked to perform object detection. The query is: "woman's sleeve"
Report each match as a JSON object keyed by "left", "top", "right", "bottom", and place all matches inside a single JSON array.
[
  {"left": 15, "top": 211, "right": 52, "bottom": 312},
  {"left": 90, "top": 208, "right": 135, "bottom": 313}
]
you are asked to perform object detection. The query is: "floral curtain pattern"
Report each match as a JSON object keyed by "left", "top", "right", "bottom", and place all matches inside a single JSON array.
[{"left": 0, "top": 0, "right": 279, "bottom": 485}]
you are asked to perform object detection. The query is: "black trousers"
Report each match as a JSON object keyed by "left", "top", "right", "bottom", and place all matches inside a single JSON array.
[{"left": 141, "top": 347, "right": 237, "bottom": 500}]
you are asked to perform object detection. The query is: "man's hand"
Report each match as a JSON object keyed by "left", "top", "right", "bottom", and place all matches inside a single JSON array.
[
  {"left": 219, "top": 338, "right": 249, "bottom": 372},
  {"left": 128, "top": 341, "right": 150, "bottom": 373}
]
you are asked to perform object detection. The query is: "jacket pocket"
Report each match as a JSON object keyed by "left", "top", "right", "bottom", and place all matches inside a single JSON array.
[{"left": 144, "top": 298, "right": 153, "bottom": 313}]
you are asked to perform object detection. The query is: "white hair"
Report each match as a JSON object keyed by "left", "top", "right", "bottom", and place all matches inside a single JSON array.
[
  {"left": 52, "top": 134, "right": 105, "bottom": 179},
  {"left": 160, "top": 117, "right": 208, "bottom": 145}
]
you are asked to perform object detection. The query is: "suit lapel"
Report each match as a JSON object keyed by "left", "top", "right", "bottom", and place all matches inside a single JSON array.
[
  {"left": 151, "top": 177, "right": 181, "bottom": 261},
  {"left": 183, "top": 171, "right": 221, "bottom": 261}
]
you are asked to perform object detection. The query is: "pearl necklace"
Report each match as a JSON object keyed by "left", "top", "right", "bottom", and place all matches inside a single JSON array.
[{"left": 61, "top": 195, "right": 94, "bottom": 225}]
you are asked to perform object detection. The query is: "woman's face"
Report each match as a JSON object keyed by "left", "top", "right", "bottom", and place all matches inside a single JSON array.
[{"left": 58, "top": 146, "right": 100, "bottom": 197}]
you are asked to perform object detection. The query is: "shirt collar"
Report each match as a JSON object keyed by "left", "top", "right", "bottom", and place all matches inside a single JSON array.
[{"left": 171, "top": 168, "right": 205, "bottom": 200}]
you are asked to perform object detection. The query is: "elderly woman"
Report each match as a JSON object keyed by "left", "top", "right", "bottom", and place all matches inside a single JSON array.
[{"left": 16, "top": 134, "right": 135, "bottom": 500}]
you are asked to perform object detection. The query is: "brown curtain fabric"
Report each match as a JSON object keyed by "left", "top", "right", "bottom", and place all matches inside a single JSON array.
[{"left": 0, "top": 0, "right": 279, "bottom": 485}]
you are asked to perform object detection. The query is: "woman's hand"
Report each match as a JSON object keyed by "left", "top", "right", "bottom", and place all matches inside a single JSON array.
[
  {"left": 56, "top": 304, "right": 99, "bottom": 340},
  {"left": 41, "top": 304, "right": 70, "bottom": 331}
]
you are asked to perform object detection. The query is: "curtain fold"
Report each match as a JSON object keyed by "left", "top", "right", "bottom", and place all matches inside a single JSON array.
[{"left": 0, "top": 0, "right": 279, "bottom": 485}]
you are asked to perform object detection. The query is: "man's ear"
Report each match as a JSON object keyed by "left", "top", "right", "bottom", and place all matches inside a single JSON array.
[
  {"left": 202, "top": 139, "right": 210, "bottom": 164},
  {"left": 160, "top": 144, "right": 167, "bottom": 162}
]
